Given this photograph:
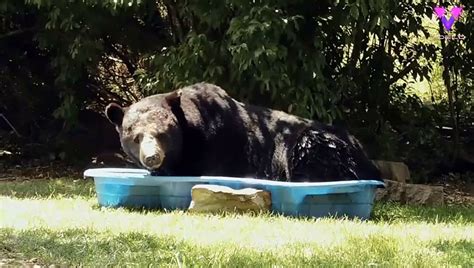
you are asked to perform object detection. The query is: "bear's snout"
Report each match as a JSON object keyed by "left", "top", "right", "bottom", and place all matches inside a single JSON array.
[
  {"left": 139, "top": 134, "right": 164, "bottom": 170},
  {"left": 143, "top": 155, "right": 161, "bottom": 168}
]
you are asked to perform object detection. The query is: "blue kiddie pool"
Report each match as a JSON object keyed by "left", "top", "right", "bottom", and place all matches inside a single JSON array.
[{"left": 83, "top": 168, "right": 385, "bottom": 219}]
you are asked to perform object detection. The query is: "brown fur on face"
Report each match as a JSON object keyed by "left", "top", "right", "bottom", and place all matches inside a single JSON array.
[{"left": 105, "top": 92, "right": 183, "bottom": 171}]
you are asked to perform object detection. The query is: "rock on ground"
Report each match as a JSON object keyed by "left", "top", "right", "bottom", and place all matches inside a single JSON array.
[
  {"left": 372, "top": 160, "right": 410, "bottom": 183},
  {"left": 376, "top": 179, "right": 444, "bottom": 206},
  {"left": 188, "top": 184, "right": 272, "bottom": 213}
]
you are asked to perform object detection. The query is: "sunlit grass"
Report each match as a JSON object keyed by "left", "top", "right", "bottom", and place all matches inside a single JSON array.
[{"left": 1, "top": 178, "right": 473, "bottom": 266}]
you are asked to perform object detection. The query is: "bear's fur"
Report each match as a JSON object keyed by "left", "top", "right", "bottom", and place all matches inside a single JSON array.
[{"left": 105, "top": 83, "right": 381, "bottom": 182}]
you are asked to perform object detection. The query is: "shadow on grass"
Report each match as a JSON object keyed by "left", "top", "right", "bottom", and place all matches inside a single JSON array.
[
  {"left": 2, "top": 227, "right": 473, "bottom": 267},
  {"left": 0, "top": 178, "right": 95, "bottom": 199},
  {"left": 0, "top": 228, "right": 294, "bottom": 267},
  {"left": 430, "top": 239, "right": 474, "bottom": 266},
  {"left": 371, "top": 202, "right": 474, "bottom": 224},
  {"left": 0, "top": 228, "right": 186, "bottom": 266}
]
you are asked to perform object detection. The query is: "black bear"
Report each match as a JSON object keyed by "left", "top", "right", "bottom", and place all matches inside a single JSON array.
[{"left": 105, "top": 83, "right": 380, "bottom": 182}]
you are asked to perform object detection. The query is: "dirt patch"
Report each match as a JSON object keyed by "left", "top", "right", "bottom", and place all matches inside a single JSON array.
[
  {"left": 431, "top": 173, "right": 474, "bottom": 206},
  {"left": 0, "top": 161, "right": 83, "bottom": 181},
  {"left": 0, "top": 246, "right": 51, "bottom": 268},
  {"left": 0, "top": 257, "right": 46, "bottom": 268},
  {"left": 0, "top": 150, "right": 133, "bottom": 182}
]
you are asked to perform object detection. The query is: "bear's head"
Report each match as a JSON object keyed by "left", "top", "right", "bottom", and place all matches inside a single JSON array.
[{"left": 105, "top": 91, "right": 183, "bottom": 173}]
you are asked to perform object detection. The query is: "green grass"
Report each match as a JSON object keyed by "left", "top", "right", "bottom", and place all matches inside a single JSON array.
[{"left": 1, "top": 179, "right": 473, "bottom": 267}]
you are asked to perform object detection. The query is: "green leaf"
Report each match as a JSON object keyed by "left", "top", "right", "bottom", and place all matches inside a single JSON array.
[
  {"left": 350, "top": 5, "right": 359, "bottom": 19},
  {"left": 360, "top": 1, "right": 369, "bottom": 18}
]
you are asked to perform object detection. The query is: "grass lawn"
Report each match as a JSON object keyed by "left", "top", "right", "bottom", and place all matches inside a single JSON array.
[{"left": 1, "top": 178, "right": 473, "bottom": 267}]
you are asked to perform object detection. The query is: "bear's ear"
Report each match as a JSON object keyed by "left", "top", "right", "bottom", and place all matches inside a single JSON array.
[
  {"left": 165, "top": 89, "right": 182, "bottom": 108},
  {"left": 105, "top": 103, "right": 125, "bottom": 126}
]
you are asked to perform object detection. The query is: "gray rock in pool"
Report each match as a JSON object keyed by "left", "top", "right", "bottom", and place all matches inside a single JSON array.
[{"left": 188, "top": 184, "right": 272, "bottom": 214}]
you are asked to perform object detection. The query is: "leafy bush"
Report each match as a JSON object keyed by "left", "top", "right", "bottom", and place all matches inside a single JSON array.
[{"left": 1, "top": 0, "right": 472, "bottom": 178}]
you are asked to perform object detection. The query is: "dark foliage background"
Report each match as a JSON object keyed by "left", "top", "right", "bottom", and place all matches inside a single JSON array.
[{"left": 1, "top": 0, "right": 472, "bottom": 182}]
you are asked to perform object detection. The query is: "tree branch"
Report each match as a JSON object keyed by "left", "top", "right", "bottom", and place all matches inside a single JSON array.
[
  {"left": 0, "top": 27, "right": 38, "bottom": 41},
  {"left": 89, "top": 83, "right": 127, "bottom": 106},
  {"left": 389, "top": 59, "right": 418, "bottom": 84},
  {"left": 104, "top": 42, "right": 137, "bottom": 76},
  {"left": 164, "top": 0, "right": 185, "bottom": 43},
  {"left": 0, "top": 113, "right": 21, "bottom": 137}
]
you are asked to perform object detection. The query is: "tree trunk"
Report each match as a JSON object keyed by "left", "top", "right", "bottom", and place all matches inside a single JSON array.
[{"left": 438, "top": 14, "right": 460, "bottom": 163}]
